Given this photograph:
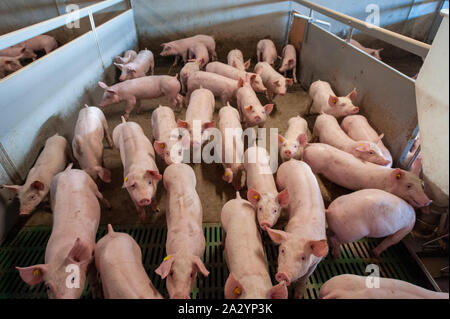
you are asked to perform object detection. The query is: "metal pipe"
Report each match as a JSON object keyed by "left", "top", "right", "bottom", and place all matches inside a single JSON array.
[{"left": 292, "top": 0, "right": 431, "bottom": 58}]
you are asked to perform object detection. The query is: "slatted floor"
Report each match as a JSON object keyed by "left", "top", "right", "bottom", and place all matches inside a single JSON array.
[{"left": 0, "top": 224, "right": 428, "bottom": 299}]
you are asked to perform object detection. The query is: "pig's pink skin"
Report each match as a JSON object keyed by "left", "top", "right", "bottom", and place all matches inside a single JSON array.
[
  {"left": 112, "top": 119, "right": 162, "bottom": 222},
  {"left": 115, "top": 49, "right": 154, "bottom": 81},
  {"left": 156, "top": 163, "right": 209, "bottom": 299},
  {"left": 72, "top": 106, "right": 113, "bottom": 183},
  {"left": 278, "top": 116, "right": 309, "bottom": 162},
  {"left": 22, "top": 35, "right": 58, "bottom": 56},
  {"left": 320, "top": 274, "right": 449, "bottom": 299},
  {"left": 302, "top": 143, "right": 432, "bottom": 208},
  {"left": 186, "top": 71, "right": 239, "bottom": 105},
  {"left": 309, "top": 80, "right": 359, "bottom": 118},
  {"left": 0, "top": 55, "right": 23, "bottom": 78},
  {"left": 243, "top": 146, "right": 289, "bottom": 229},
  {"left": 221, "top": 192, "right": 288, "bottom": 299},
  {"left": 98, "top": 75, "right": 183, "bottom": 118},
  {"left": 341, "top": 114, "right": 393, "bottom": 167},
  {"left": 313, "top": 113, "right": 390, "bottom": 166},
  {"left": 218, "top": 104, "right": 245, "bottom": 190},
  {"left": 270, "top": 159, "right": 328, "bottom": 299},
  {"left": 180, "top": 61, "right": 200, "bottom": 93},
  {"left": 278, "top": 44, "right": 297, "bottom": 83},
  {"left": 254, "top": 62, "right": 293, "bottom": 103},
  {"left": 114, "top": 50, "right": 137, "bottom": 64},
  {"left": 177, "top": 88, "right": 215, "bottom": 149},
  {"left": 206, "top": 61, "right": 266, "bottom": 93},
  {"left": 350, "top": 39, "right": 383, "bottom": 61},
  {"left": 326, "top": 189, "right": 415, "bottom": 258},
  {"left": 256, "top": 39, "right": 278, "bottom": 66},
  {"left": 188, "top": 43, "right": 209, "bottom": 69},
  {"left": 16, "top": 165, "right": 107, "bottom": 299},
  {"left": 152, "top": 105, "right": 182, "bottom": 166},
  {"left": 236, "top": 82, "right": 273, "bottom": 128},
  {"left": 227, "top": 49, "right": 251, "bottom": 71},
  {"left": 2, "top": 134, "right": 69, "bottom": 216},
  {"left": 95, "top": 225, "right": 163, "bottom": 299},
  {"left": 0, "top": 45, "right": 26, "bottom": 58},
  {"left": 160, "top": 35, "right": 216, "bottom": 65}
]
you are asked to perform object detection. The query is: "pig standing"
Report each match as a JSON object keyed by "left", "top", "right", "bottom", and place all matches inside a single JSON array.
[
  {"left": 278, "top": 44, "right": 297, "bottom": 84},
  {"left": 278, "top": 116, "right": 310, "bottom": 162},
  {"left": 177, "top": 88, "right": 215, "bottom": 149},
  {"left": 155, "top": 163, "right": 209, "bottom": 299},
  {"left": 268, "top": 159, "right": 328, "bottom": 299},
  {"left": 256, "top": 39, "right": 278, "bottom": 66},
  {"left": 320, "top": 274, "right": 449, "bottom": 299},
  {"left": 187, "top": 43, "right": 209, "bottom": 69},
  {"left": 0, "top": 55, "right": 23, "bottom": 78},
  {"left": 113, "top": 117, "right": 162, "bottom": 222},
  {"left": 254, "top": 62, "right": 293, "bottom": 103},
  {"left": 114, "top": 49, "right": 154, "bottom": 81},
  {"left": 227, "top": 49, "right": 251, "bottom": 71},
  {"left": 114, "top": 49, "right": 137, "bottom": 64},
  {"left": 20, "top": 35, "right": 58, "bottom": 57},
  {"left": 218, "top": 103, "right": 245, "bottom": 190},
  {"left": 180, "top": 61, "right": 200, "bottom": 93},
  {"left": 313, "top": 113, "right": 390, "bottom": 166},
  {"left": 325, "top": 189, "right": 416, "bottom": 258},
  {"left": 160, "top": 35, "right": 216, "bottom": 65},
  {"left": 350, "top": 39, "right": 383, "bottom": 60},
  {"left": 309, "top": 80, "right": 359, "bottom": 118},
  {"left": 206, "top": 61, "right": 266, "bottom": 93},
  {"left": 98, "top": 74, "right": 183, "bottom": 119},
  {"left": 94, "top": 224, "right": 163, "bottom": 299},
  {"left": 72, "top": 105, "right": 113, "bottom": 183},
  {"left": 302, "top": 142, "right": 432, "bottom": 208},
  {"left": 16, "top": 164, "right": 109, "bottom": 299},
  {"left": 237, "top": 80, "right": 273, "bottom": 128},
  {"left": 244, "top": 146, "right": 289, "bottom": 230},
  {"left": 186, "top": 71, "right": 240, "bottom": 105},
  {"left": 340, "top": 114, "right": 393, "bottom": 167},
  {"left": 2, "top": 134, "right": 69, "bottom": 216},
  {"left": 221, "top": 192, "right": 288, "bottom": 299}
]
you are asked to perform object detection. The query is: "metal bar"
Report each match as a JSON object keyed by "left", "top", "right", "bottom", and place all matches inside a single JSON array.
[
  {"left": 406, "top": 145, "right": 421, "bottom": 171},
  {"left": 346, "top": 27, "right": 354, "bottom": 42},
  {"left": 292, "top": 0, "right": 431, "bottom": 58},
  {"left": 0, "top": 0, "right": 124, "bottom": 51},
  {"left": 88, "top": 9, "right": 105, "bottom": 70},
  {"left": 422, "top": 233, "right": 449, "bottom": 247}
]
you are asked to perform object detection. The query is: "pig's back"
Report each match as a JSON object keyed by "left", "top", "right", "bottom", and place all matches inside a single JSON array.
[
  {"left": 151, "top": 106, "right": 177, "bottom": 140},
  {"left": 218, "top": 106, "right": 241, "bottom": 131},
  {"left": 35, "top": 134, "right": 67, "bottom": 172},
  {"left": 314, "top": 114, "right": 354, "bottom": 149},
  {"left": 244, "top": 147, "right": 277, "bottom": 194},
  {"left": 186, "top": 88, "right": 215, "bottom": 120},
  {"left": 189, "top": 71, "right": 237, "bottom": 92},
  {"left": 206, "top": 62, "right": 243, "bottom": 80},
  {"left": 341, "top": 115, "right": 379, "bottom": 141},
  {"left": 286, "top": 116, "right": 308, "bottom": 140},
  {"left": 113, "top": 122, "right": 155, "bottom": 163}
]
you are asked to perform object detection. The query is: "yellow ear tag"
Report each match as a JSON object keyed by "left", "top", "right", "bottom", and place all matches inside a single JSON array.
[
  {"left": 247, "top": 105, "right": 252, "bottom": 111},
  {"left": 234, "top": 287, "right": 241, "bottom": 295},
  {"left": 33, "top": 269, "right": 40, "bottom": 277},
  {"left": 253, "top": 194, "right": 259, "bottom": 200},
  {"left": 124, "top": 176, "right": 128, "bottom": 183},
  {"left": 358, "top": 144, "right": 363, "bottom": 147},
  {"left": 333, "top": 98, "right": 338, "bottom": 104},
  {"left": 396, "top": 173, "right": 401, "bottom": 179},
  {"left": 225, "top": 171, "right": 229, "bottom": 177},
  {"left": 161, "top": 143, "right": 165, "bottom": 149},
  {"left": 183, "top": 122, "right": 188, "bottom": 127},
  {"left": 163, "top": 255, "right": 171, "bottom": 261}
]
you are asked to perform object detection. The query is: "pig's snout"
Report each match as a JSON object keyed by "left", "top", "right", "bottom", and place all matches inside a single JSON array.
[
  {"left": 254, "top": 116, "right": 262, "bottom": 122},
  {"left": 275, "top": 272, "right": 291, "bottom": 286},
  {"left": 260, "top": 221, "right": 271, "bottom": 230},
  {"left": 352, "top": 106, "right": 359, "bottom": 114},
  {"left": 284, "top": 150, "right": 292, "bottom": 157},
  {"left": 139, "top": 198, "right": 151, "bottom": 206}
]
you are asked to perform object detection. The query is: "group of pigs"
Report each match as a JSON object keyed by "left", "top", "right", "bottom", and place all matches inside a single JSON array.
[{"left": 1, "top": 34, "right": 438, "bottom": 299}]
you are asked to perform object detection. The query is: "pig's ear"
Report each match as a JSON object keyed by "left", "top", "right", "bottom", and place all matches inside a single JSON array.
[
  {"left": 192, "top": 256, "right": 209, "bottom": 277},
  {"left": 347, "top": 88, "right": 357, "bottom": 100},
  {"left": 286, "top": 78, "right": 294, "bottom": 86},
  {"left": 154, "top": 141, "right": 166, "bottom": 156},
  {"left": 155, "top": 255, "right": 175, "bottom": 279},
  {"left": 268, "top": 281, "right": 288, "bottom": 299},
  {"left": 273, "top": 79, "right": 281, "bottom": 87},
  {"left": 238, "top": 77, "right": 245, "bottom": 88},
  {"left": 222, "top": 168, "right": 233, "bottom": 183},
  {"left": 297, "top": 133, "right": 307, "bottom": 146},
  {"left": 250, "top": 74, "right": 257, "bottom": 82},
  {"left": 355, "top": 143, "right": 370, "bottom": 153},
  {"left": 255, "top": 66, "right": 262, "bottom": 75},
  {"left": 224, "top": 272, "right": 244, "bottom": 299},
  {"left": 328, "top": 95, "right": 338, "bottom": 107},
  {"left": 94, "top": 166, "right": 112, "bottom": 183},
  {"left": 98, "top": 81, "right": 108, "bottom": 89},
  {"left": 145, "top": 170, "right": 162, "bottom": 181},
  {"left": 377, "top": 133, "right": 384, "bottom": 142},
  {"left": 30, "top": 180, "right": 45, "bottom": 191},
  {"left": 309, "top": 239, "right": 329, "bottom": 257},
  {"left": 127, "top": 66, "right": 136, "bottom": 74},
  {"left": 113, "top": 62, "right": 123, "bottom": 70},
  {"left": 1, "top": 184, "right": 21, "bottom": 193},
  {"left": 247, "top": 187, "right": 261, "bottom": 207},
  {"left": 276, "top": 189, "right": 289, "bottom": 208},
  {"left": 244, "top": 58, "right": 251, "bottom": 70},
  {"left": 16, "top": 264, "right": 49, "bottom": 286},
  {"left": 266, "top": 228, "right": 288, "bottom": 245},
  {"left": 122, "top": 174, "right": 135, "bottom": 188},
  {"left": 66, "top": 238, "right": 92, "bottom": 266},
  {"left": 177, "top": 119, "right": 190, "bottom": 129},
  {"left": 264, "top": 103, "right": 274, "bottom": 115},
  {"left": 390, "top": 168, "right": 405, "bottom": 183},
  {"left": 278, "top": 134, "right": 286, "bottom": 144},
  {"left": 203, "top": 121, "right": 215, "bottom": 130},
  {"left": 288, "top": 58, "right": 295, "bottom": 66}
]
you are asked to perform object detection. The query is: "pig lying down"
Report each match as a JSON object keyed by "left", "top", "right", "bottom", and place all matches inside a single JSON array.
[
  {"left": 326, "top": 189, "right": 416, "bottom": 258},
  {"left": 320, "top": 274, "right": 448, "bottom": 299},
  {"left": 72, "top": 105, "right": 113, "bottom": 183},
  {"left": 156, "top": 164, "right": 209, "bottom": 299},
  {"left": 0, "top": 54, "right": 23, "bottom": 78},
  {"left": 16, "top": 164, "right": 109, "bottom": 299},
  {"left": 278, "top": 116, "right": 310, "bottom": 162},
  {"left": 2, "top": 134, "right": 70, "bottom": 216},
  {"left": 114, "top": 49, "right": 154, "bottom": 81},
  {"left": 222, "top": 192, "right": 288, "bottom": 299},
  {"left": 227, "top": 49, "right": 251, "bottom": 71},
  {"left": 95, "top": 225, "right": 163, "bottom": 299},
  {"left": 113, "top": 117, "right": 162, "bottom": 222}
]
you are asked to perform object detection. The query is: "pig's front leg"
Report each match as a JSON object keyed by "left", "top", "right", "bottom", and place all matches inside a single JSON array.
[
  {"left": 134, "top": 202, "right": 146, "bottom": 223},
  {"left": 87, "top": 260, "right": 102, "bottom": 299},
  {"left": 124, "top": 98, "right": 137, "bottom": 120},
  {"left": 150, "top": 199, "right": 160, "bottom": 213},
  {"left": 94, "top": 188, "right": 111, "bottom": 209},
  {"left": 293, "top": 261, "right": 320, "bottom": 299},
  {"left": 372, "top": 225, "right": 413, "bottom": 257},
  {"left": 293, "top": 67, "right": 298, "bottom": 84},
  {"left": 136, "top": 100, "right": 142, "bottom": 114},
  {"left": 266, "top": 90, "right": 273, "bottom": 103},
  {"left": 172, "top": 55, "right": 180, "bottom": 67}
]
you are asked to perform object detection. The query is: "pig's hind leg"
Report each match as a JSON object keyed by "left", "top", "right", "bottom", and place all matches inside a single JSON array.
[{"left": 372, "top": 225, "right": 414, "bottom": 257}]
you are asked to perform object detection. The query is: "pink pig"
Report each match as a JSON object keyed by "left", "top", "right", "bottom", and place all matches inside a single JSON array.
[
  {"left": 114, "top": 49, "right": 154, "bottom": 81},
  {"left": 16, "top": 164, "right": 109, "bottom": 299},
  {"left": 326, "top": 189, "right": 416, "bottom": 258},
  {"left": 340, "top": 114, "right": 393, "bottom": 167},
  {"left": 256, "top": 39, "right": 278, "bottom": 66},
  {"left": 94, "top": 224, "right": 163, "bottom": 299},
  {"left": 278, "top": 116, "right": 310, "bottom": 162},
  {"left": 0, "top": 54, "right": 23, "bottom": 78},
  {"left": 188, "top": 43, "right": 209, "bottom": 69},
  {"left": 186, "top": 71, "right": 240, "bottom": 105},
  {"left": 0, "top": 45, "right": 29, "bottom": 58},
  {"left": 98, "top": 74, "right": 183, "bottom": 119},
  {"left": 227, "top": 49, "right": 251, "bottom": 71},
  {"left": 222, "top": 192, "right": 288, "bottom": 299},
  {"left": 114, "top": 49, "right": 137, "bottom": 64},
  {"left": 180, "top": 61, "right": 200, "bottom": 93},
  {"left": 254, "top": 62, "right": 293, "bottom": 102},
  {"left": 160, "top": 34, "right": 216, "bottom": 66},
  {"left": 244, "top": 146, "right": 289, "bottom": 230},
  {"left": 2, "top": 134, "right": 69, "bottom": 216},
  {"left": 237, "top": 80, "right": 273, "bottom": 128},
  {"left": 268, "top": 159, "right": 328, "bottom": 299},
  {"left": 206, "top": 61, "right": 266, "bottom": 93},
  {"left": 302, "top": 142, "right": 432, "bottom": 208},
  {"left": 72, "top": 105, "right": 113, "bottom": 183},
  {"left": 313, "top": 113, "right": 390, "bottom": 166},
  {"left": 113, "top": 117, "right": 162, "bottom": 222},
  {"left": 155, "top": 163, "right": 209, "bottom": 299},
  {"left": 350, "top": 39, "right": 383, "bottom": 60},
  {"left": 278, "top": 44, "right": 297, "bottom": 83}
]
